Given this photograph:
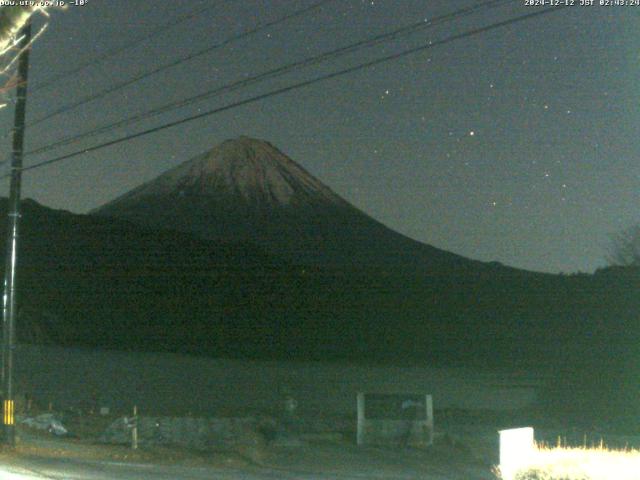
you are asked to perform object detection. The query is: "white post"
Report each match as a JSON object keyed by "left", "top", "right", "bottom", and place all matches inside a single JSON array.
[
  {"left": 425, "top": 394, "right": 434, "bottom": 446},
  {"left": 356, "top": 392, "right": 365, "bottom": 446},
  {"left": 499, "top": 427, "right": 534, "bottom": 480},
  {"left": 131, "top": 405, "right": 138, "bottom": 450}
]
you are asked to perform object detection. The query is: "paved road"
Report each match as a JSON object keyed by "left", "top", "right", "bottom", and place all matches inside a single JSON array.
[
  {"left": 1, "top": 456, "right": 470, "bottom": 480},
  {"left": 3, "top": 459, "right": 345, "bottom": 480},
  {"left": 1, "top": 434, "right": 496, "bottom": 480},
  {"left": 0, "top": 458, "right": 451, "bottom": 480}
]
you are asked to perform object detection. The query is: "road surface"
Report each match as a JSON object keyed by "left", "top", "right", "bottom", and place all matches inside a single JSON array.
[{"left": 1, "top": 454, "right": 493, "bottom": 479}]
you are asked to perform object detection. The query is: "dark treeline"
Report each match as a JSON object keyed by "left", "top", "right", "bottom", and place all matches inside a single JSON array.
[{"left": 2, "top": 199, "right": 639, "bottom": 424}]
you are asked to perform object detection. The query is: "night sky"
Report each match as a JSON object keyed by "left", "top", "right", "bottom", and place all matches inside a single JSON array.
[{"left": 0, "top": 0, "right": 637, "bottom": 274}]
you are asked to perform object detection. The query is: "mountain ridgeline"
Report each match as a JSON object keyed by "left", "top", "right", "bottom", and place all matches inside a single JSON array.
[
  {"left": 0, "top": 138, "right": 638, "bottom": 383},
  {"left": 94, "top": 137, "right": 484, "bottom": 273}
]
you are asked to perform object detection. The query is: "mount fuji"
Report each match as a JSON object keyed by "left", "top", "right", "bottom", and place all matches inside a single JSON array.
[{"left": 95, "top": 136, "right": 488, "bottom": 272}]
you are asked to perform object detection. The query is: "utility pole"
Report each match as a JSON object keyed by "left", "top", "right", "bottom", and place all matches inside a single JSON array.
[{"left": 2, "top": 21, "right": 31, "bottom": 446}]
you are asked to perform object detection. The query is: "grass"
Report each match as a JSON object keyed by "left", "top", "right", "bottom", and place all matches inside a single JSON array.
[{"left": 498, "top": 442, "right": 640, "bottom": 480}]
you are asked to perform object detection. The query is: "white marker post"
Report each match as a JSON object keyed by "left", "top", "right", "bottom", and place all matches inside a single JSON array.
[
  {"left": 498, "top": 427, "right": 534, "bottom": 480},
  {"left": 356, "top": 392, "right": 365, "bottom": 446},
  {"left": 131, "top": 405, "right": 138, "bottom": 450}
]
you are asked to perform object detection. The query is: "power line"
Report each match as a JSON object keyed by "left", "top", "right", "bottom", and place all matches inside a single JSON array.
[
  {"left": 31, "top": 1, "right": 224, "bottom": 92},
  {"left": 25, "top": 0, "right": 513, "bottom": 158},
  {"left": 26, "top": 0, "right": 337, "bottom": 128},
  {"left": 12, "top": 5, "right": 568, "bottom": 177},
  {"left": 0, "top": 1, "right": 224, "bottom": 148}
]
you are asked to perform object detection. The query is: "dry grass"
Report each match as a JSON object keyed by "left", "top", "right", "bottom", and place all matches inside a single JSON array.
[{"left": 499, "top": 442, "right": 640, "bottom": 480}]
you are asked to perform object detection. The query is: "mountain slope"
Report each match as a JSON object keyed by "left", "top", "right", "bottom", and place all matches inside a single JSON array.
[
  {"left": 1, "top": 196, "right": 639, "bottom": 410},
  {"left": 0, "top": 198, "right": 636, "bottom": 425},
  {"left": 95, "top": 136, "right": 486, "bottom": 272},
  {"left": 0, "top": 198, "right": 288, "bottom": 353}
]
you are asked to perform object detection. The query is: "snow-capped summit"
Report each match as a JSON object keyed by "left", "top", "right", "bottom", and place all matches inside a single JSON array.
[
  {"left": 116, "top": 136, "right": 344, "bottom": 208},
  {"left": 95, "top": 136, "right": 482, "bottom": 271}
]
